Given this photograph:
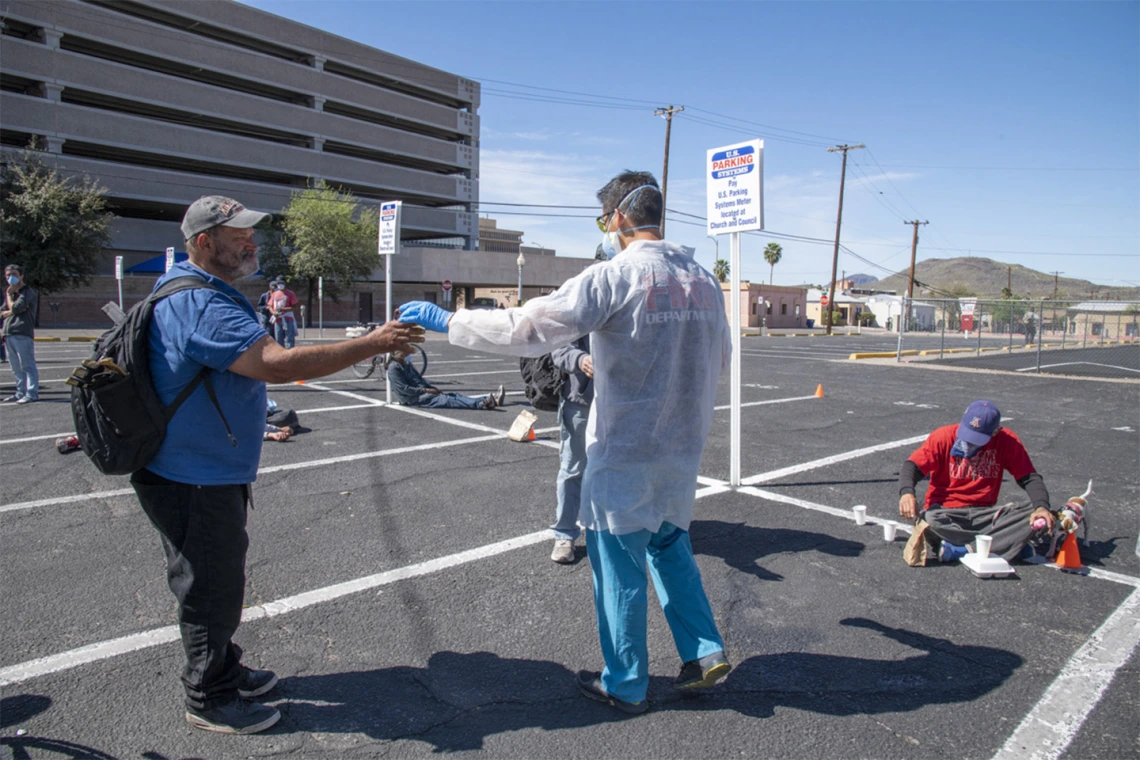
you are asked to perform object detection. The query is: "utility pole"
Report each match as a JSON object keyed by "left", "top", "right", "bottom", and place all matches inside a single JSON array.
[
  {"left": 654, "top": 105, "right": 684, "bottom": 236},
  {"left": 825, "top": 143, "right": 864, "bottom": 335},
  {"left": 1050, "top": 270, "right": 1063, "bottom": 300},
  {"left": 904, "top": 220, "right": 928, "bottom": 330}
]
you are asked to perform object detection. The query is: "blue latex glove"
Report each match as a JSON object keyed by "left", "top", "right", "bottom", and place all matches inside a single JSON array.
[{"left": 398, "top": 301, "right": 452, "bottom": 333}]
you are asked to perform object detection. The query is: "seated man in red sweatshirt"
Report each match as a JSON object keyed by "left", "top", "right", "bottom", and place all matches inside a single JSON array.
[{"left": 899, "top": 400, "right": 1055, "bottom": 565}]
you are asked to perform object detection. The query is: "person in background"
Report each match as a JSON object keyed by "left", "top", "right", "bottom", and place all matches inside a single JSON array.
[
  {"left": 1, "top": 264, "right": 39, "bottom": 404},
  {"left": 269, "top": 279, "right": 298, "bottom": 348},
  {"left": 549, "top": 335, "right": 593, "bottom": 564},
  {"left": 387, "top": 350, "right": 505, "bottom": 410},
  {"left": 256, "top": 280, "right": 274, "bottom": 331}
]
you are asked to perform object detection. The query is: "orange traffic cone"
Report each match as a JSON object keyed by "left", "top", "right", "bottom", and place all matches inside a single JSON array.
[
  {"left": 1053, "top": 532, "right": 1083, "bottom": 570},
  {"left": 295, "top": 379, "right": 306, "bottom": 385},
  {"left": 814, "top": 384, "right": 825, "bottom": 398},
  {"left": 525, "top": 428, "right": 536, "bottom": 441}
]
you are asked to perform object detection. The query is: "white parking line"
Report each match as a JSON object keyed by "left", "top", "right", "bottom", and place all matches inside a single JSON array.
[
  {"left": 992, "top": 588, "right": 1140, "bottom": 760},
  {"left": 0, "top": 530, "right": 552, "bottom": 687},
  {"left": 1015, "top": 361, "right": 1140, "bottom": 374},
  {"left": 741, "top": 434, "right": 929, "bottom": 485},
  {"left": 0, "top": 432, "right": 76, "bottom": 445}
]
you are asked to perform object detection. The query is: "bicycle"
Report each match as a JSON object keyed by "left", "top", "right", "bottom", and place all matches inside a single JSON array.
[{"left": 346, "top": 322, "right": 428, "bottom": 379}]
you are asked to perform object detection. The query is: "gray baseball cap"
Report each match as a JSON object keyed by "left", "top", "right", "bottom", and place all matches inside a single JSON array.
[{"left": 181, "top": 196, "right": 269, "bottom": 240}]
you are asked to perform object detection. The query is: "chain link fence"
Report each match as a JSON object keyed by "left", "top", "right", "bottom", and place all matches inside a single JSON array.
[{"left": 888, "top": 298, "right": 1140, "bottom": 380}]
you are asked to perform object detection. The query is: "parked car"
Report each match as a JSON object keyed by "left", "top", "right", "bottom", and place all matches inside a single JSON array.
[{"left": 468, "top": 297, "right": 499, "bottom": 310}]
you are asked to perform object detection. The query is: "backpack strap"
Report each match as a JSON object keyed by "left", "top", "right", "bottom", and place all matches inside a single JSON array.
[{"left": 151, "top": 275, "right": 240, "bottom": 448}]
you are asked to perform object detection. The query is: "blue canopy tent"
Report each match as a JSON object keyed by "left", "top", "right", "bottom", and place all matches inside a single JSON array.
[
  {"left": 124, "top": 252, "right": 188, "bottom": 273},
  {"left": 123, "top": 253, "right": 264, "bottom": 278}
]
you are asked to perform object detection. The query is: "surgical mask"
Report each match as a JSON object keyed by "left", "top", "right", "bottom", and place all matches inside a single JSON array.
[
  {"left": 599, "top": 184, "right": 663, "bottom": 258},
  {"left": 600, "top": 230, "right": 620, "bottom": 259},
  {"left": 6, "top": 275, "right": 18, "bottom": 286},
  {"left": 950, "top": 439, "right": 983, "bottom": 459},
  {"left": 275, "top": 285, "right": 284, "bottom": 291}
]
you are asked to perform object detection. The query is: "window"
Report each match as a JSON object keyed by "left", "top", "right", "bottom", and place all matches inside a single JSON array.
[
  {"left": 766, "top": 302, "right": 773, "bottom": 315},
  {"left": 751, "top": 302, "right": 757, "bottom": 315},
  {"left": 794, "top": 302, "right": 800, "bottom": 317},
  {"left": 781, "top": 302, "right": 788, "bottom": 315}
]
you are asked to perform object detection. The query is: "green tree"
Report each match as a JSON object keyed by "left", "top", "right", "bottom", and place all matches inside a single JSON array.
[
  {"left": 713, "top": 258, "right": 729, "bottom": 283},
  {"left": 941, "top": 282, "right": 976, "bottom": 327},
  {"left": 763, "top": 242, "right": 782, "bottom": 285},
  {"left": 0, "top": 148, "right": 113, "bottom": 301},
  {"left": 256, "top": 219, "right": 291, "bottom": 283},
  {"left": 280, "top": 181, "right": 379, "bottom": 310}
]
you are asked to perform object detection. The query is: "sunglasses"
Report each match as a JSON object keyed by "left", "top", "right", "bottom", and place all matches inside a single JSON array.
[{"left": 595, "top": 210, "right": 616, "bottom": 232}]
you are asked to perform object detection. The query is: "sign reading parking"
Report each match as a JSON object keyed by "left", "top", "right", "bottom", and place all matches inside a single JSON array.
[
  {"left": 706, "top": 139, "right": 764, "bottom": 236},
  {"left": 378, "top": 201, "right": 402, "bottom": 256}
]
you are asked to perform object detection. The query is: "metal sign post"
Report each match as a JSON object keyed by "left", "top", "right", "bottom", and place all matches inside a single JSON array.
[
  {"left": 378, "top": 201, "right": 403, "bottom": 405},
  {"left": 114, "top": 255, "right": 124, "bottom": 310},
  {"left": 165, "top": 247, "right": 175, "bottom": 274},
  {"left": 318, "top": 276, "right": 324, "bottom": 340},
  {"left": 706, "top": 138, "right": 764, "bottom": 487},
  {"left": 442, "top": 279, "right": 452, "bottom": 309}
]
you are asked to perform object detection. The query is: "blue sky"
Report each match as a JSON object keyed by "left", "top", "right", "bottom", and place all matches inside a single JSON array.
[{"left": 242, "top": 0, "right": 1138, "bottom": 289}]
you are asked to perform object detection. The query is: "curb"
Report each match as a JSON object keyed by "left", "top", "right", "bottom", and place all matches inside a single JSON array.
[
  {"left": 33, "top": 337, "right": 61, "bottom": 342},
  {"left": 849, "top": 350, "right": 919, "bottom": 360},
  {"left": 67, "top": 336, "right": 97, "bottom": 342}
]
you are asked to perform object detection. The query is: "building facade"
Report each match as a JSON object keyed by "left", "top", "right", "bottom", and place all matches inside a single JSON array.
[
  {"left": 721, "top": 282, "right": 807, "bottom": 329},
  {"left": 0, "top": 0, "right": 597, "bottom": 324}
]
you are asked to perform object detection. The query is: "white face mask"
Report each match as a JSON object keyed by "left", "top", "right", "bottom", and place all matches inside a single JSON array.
[{"left": 6, "top": 275, "right": 19, "bottom": 286}]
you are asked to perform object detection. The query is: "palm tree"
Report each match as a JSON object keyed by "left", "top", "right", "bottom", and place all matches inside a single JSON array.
[
  {"left": 763, "top": 243, "right": 782, "bottom": 285},
  {"left": 713, "top": 258, "right": 729, "bottom": 282}
]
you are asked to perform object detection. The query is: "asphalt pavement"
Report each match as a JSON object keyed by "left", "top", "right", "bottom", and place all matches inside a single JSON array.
[{"left": 1, "top": 333, "right": 1137, "bottom": 759}]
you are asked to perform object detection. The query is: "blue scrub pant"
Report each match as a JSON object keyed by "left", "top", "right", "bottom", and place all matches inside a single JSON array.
[
  {"left": 585, "top": 522, "right": 724, "bottom": 703},
  {"left": 551, "top": 398, "right": 589, "bottom": 541}
]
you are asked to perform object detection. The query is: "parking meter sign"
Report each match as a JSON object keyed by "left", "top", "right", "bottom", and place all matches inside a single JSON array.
[
  {"left": 378, "top": 201, "right": 402, "bottom": 256},
  {"left": 706, "top": 139, "right": 764, "bottom": 236},
  {"left": 114, "top": 256, "right": 123, "bottom": 280},
  {"left": 165, "top": 247, "right": 175, "bottom": 273}
]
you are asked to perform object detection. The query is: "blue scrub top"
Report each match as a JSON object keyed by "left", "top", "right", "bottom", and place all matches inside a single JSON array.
[{"left": 146, "top": 262, "right": 269, "bottom": 485}]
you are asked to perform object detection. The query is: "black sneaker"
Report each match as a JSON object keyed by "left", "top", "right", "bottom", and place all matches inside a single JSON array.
[
  {"left": 674, "top": 651, "right": 732, "bottom": 690},
  {"left": 576, "top": 670, "right": 648, "bottom": 715},
  {"left": 238, "top": 666, "right": 278, "bottom": 698},
  {"left": 185, "top": 698, "right": 280, "bottom": 734}
]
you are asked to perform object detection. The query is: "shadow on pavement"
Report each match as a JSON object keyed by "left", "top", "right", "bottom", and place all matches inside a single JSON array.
[
  {"left": 690, "top": 520, "right": 865, "bottom": 581},
  {"left": 1, "top": 694, "right": 122, "bottom": 760},
  {"left": 270, "top": 623, "right": 1019, "bottom": 750}
]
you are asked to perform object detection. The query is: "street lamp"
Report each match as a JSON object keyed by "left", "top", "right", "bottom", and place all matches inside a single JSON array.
[
  {"left": 708, "top": 235, "right": 718, "bottom": 262},
  {"left": 516, "top": 251, "right": 526, "bottom": 306}
]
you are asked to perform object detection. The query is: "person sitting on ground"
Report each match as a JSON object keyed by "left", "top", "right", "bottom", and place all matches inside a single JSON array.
[
  {"left": 386, "top": 350, "right": 505, "bottom": 410},
  {"left": 264, "top": 423, "right": 292, "bottom": 442},
  {"left": 899, "top": 400, "right": 1055, "bottom": 565}
]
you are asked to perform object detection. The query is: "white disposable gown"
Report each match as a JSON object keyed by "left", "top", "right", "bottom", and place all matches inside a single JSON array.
[{"left": 449, "top": 240, "right": 731, "bottom": 535}]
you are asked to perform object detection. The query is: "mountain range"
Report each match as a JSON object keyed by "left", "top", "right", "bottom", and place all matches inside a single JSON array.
[{"left": 866, "top": 257, "right": 1140, "bottom": 301}]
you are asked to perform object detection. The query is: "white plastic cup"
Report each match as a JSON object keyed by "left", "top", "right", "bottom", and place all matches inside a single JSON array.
[
  {"left": 883, "top": 521, "right": 898, "bottom": 542},
  {"left": 852, "top": 505, "right": 867, "bottom": 526},
  {"left": 976, "top": 534, "right": 993, "bottom": 560}
]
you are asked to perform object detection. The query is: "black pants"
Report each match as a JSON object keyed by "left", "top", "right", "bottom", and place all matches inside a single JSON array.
[{"left": 131, "top": 469, "right": 250, "bottom": 711}]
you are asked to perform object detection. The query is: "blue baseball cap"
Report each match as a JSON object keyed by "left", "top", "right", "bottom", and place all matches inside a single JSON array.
[{"left": 958, "top": 400, "right": 1001, "bottom": 446}]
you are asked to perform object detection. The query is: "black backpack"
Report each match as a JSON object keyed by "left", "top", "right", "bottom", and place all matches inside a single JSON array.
[
  {"left": 519, "top": 354, "right": 567, "bottom": 412},
  {"left": 70, "top": 277, "right": 237, "bottom": 476}
]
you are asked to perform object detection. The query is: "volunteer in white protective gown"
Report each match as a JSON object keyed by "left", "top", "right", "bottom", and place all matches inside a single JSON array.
[{"left": 399, "top": 172, "right": 734, "bottom": 714}]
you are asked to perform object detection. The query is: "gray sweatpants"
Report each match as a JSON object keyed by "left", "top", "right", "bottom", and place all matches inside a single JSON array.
[{"left": 921, "top": 502, "right": 1037, "bottom": 562}]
